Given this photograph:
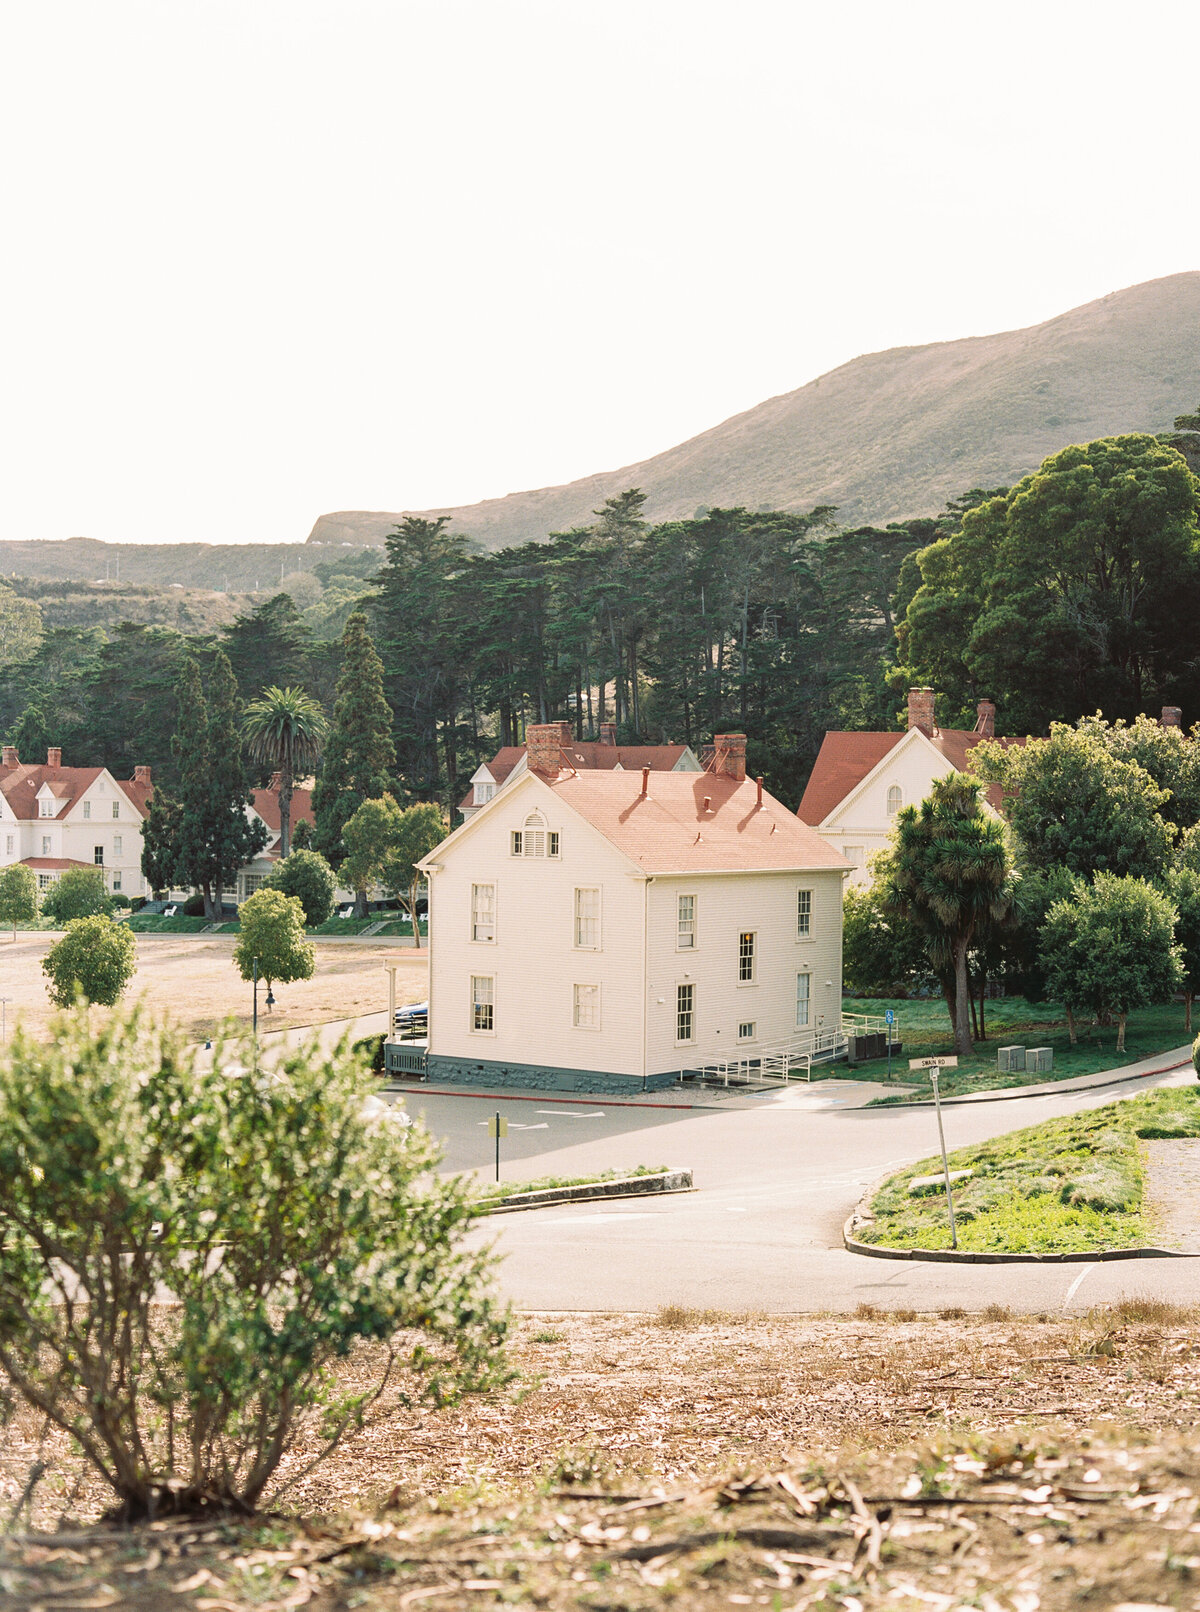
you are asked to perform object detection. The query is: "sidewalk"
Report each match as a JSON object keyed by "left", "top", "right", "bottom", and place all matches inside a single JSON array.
[{"left": 884, "top": 1043, "right": 1195, "bottom": 1109}]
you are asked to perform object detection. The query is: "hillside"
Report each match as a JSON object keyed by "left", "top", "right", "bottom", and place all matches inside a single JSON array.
[
  {"left": 0, "top": 538, "right": 375, "bottom": 590},
  {"left": 307, "top": 271, "right": 1200, "bottom": 548},
  {"left": 11, "top": 579, "right": 257, "bottom": 635}
]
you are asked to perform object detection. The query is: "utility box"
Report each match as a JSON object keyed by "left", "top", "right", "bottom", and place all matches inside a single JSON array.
[
  {"left": 997, "top": 1045, "right": 1026, "bottom": 1072},
  {"left": 384, "top": 1040, "right": 428, "bottom": 1079},
  {"left": 848, "top": 1031, "right": 888, "bottom": 1061},
  {"left": 1026, "top": 1046, "right": 1054, "bottom": 1073}
]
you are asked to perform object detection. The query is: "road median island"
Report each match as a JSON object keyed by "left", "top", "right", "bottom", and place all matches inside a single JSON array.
[
  {"left": 843, "top": 1086, "right": 1200, "bottom": 1262},
  {"left": 481, "top": 1167, "right": 693, "bottom": 1214}
]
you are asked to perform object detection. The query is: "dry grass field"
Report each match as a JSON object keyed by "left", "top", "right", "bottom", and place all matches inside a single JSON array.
[
  {"left": 5, "top": 1305, "right": 1200, "bottom": 1608},
  {"left": 0, "top": 930, "right": 428, "bottom": 1043}
]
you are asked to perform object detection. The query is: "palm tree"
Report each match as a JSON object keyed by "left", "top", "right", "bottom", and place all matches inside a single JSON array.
[{"left": 243, "top": 686, "right": 328, "bottom": 858}]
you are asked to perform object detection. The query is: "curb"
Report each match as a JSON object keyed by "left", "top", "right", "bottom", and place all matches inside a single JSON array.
[
  {"left": 484, "top": 1168, "right": 694, "bottom": 1214},
  {"left": 384, "top": 1085, "right": 698, "bottom": 1111},
  {"left": 870, "top": 1054, "right": 1194, "bottom": 1110}
]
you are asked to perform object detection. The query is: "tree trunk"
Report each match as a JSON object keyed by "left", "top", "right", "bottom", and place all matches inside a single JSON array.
[
  {"left": 953, "top": 941, "right": 974, "bottom": 1057},
  {"left": 202, "top": 881, "right": 217, "bottom": 922},
  {"left": 442, "top": 717, "right": 457, "bottom": 818},
  {"left": 941, "top": 975, "right": 958, "bottom": 1037},
  {"left": 1187, "top": 991, "right": 1193, "bottom": 1034},
  {"left": 278, "top": 765, "right": 293, "bottom": 859},
  {"left": 969, "top": 991, "right": 980, "bottom": 1043},
  {"left": 354, "top": 886, "right": 369, "bottom": 920},
  {"left": 1117, "top": 1011, "right": 1127, "bottom": 1053},
  {"left": 575, "top": 669, "right": 584, "bottom": 740},
  {"left": 1066, "top": 1005, "right": 1077, "bottom": 1045},
  {"left": 978, "top": 974, "right": 987, "bottom": 1041}
]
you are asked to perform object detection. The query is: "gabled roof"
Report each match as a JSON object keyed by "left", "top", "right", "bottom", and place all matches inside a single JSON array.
[
  {"left": 0, "top": 765, "right": 106, "bottom": 821},
  {"left": 22, "top": 857, "right": 95, "bottom": 870},
  {"left": 797, "top": 728, "right": 1025, "bottom": 825},
  {"left": 431, "top": 768, "right": 848, "bottom": 876},
  {"left": 119, "top": 777, "right": 153, "bottom": 815},
  {"left": 457, "top": 742, "right": 696, "bottom": 814},
  {"left": 250, "top": 785, "right": 314, "bottom": 837}
]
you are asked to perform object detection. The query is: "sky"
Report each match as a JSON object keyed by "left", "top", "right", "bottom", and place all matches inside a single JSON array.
[{"left": 2, "top": 1, "right": 1198, "bottom": 547}]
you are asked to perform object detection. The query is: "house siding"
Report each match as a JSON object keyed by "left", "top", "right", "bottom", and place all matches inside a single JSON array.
[
  {"left": 644, "top": 870, "right": 844, "bottom": 1072},
  {"left": 426, "top": 784, "right": 649, "bottom": 1085},
  {"left": 819, "top": 736, "right": 960, "bottom": 884}
]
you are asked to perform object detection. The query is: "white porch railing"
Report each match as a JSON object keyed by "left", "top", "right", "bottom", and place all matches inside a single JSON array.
[{"left": 693, "top": 1023, "right": 848, "bottom": 1087}]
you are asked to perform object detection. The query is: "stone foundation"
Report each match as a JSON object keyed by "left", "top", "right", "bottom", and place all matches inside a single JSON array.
[{"left": 424, "top": 1054, "right": 680, "bottom": 1094}]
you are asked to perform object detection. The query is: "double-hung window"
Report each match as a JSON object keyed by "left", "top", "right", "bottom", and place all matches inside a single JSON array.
[
  {"left": 574, "top": 886, "right": 600, "bottom": 949},
  {"left": 471, "top": 882, "right": 496, "bottom": 942},
  {"left": 41, "top": 835, "right": 50, "bottom": 856},
  {"left": 38, "top": 799, "right": 53, "bottom": 818},
  {"left": 677, "top": 894, "right": 696, "bottom": 949},
  {"left": 83, "top": 800, "right": 91, "bottom": 820},
  {"left": 112, "top": 801, "right": 120, "bottom": 819},
  {"left": 795, "top": 972, "right": 811, "bottom": 1029},
  {"left": 114, "top": 835, "right": 123, "bottom": 856},
  {"left": 738, "top": 930, "right": 756, "bottom": 983},
  {"left": 471, "top": 975, "right": 494, "bottom": 1033},
  {"left": 886, "top": 784, "right": 903, "bottom": 817},
  {"left": 94, "top": 846, "right": 104, "bottom": 865},
  {"left": 676, "top": 983, "right": 695, "bottom": 1043},
  {"left": 797, "top": 888, "right": 812, "bottom": 939},
  {"left": 573, "top": 983, "right": 600, "bottom": 1029}
]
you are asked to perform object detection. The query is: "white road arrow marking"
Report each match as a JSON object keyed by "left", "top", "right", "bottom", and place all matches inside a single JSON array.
[{"left": 536, "top": 1109, "right": 606, "bottom": 1119}]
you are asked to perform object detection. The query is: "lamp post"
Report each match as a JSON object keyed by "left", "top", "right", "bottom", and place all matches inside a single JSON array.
[
  {"left": 0, "top": 997, "right": 11, "bottom": 1042},
  {"left": 252, "top": 956, "right": 259, "bottom": 1037}
]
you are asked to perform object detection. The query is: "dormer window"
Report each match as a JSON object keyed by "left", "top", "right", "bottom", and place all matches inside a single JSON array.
[
  {"left": 475, "top": 782, "right": 495, "bottom": 804},
  {"left": 886, "top": 785, "right": 903, "bottom": 817},
  {"left": 38, "top": 798, "right": 54, "bottom": 818},
  {"left": 511, "top": 811, "right": 559, "bottom": 858}
]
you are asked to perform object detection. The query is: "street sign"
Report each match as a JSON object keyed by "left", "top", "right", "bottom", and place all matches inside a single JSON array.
[
  {"left": 909, "top": 1055, "right": 958, "bottom": 1069},
  {"left": 487, "top": 1116, "right": 508, "bottom": 1138},
  {"left": 885, "top": 1009, "right": 894, "bottom": 1025}
]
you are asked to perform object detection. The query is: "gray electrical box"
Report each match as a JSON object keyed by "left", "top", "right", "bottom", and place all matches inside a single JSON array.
[
  {"left": 997, "top": 1045, "right": 1026, "bottom": 1072},
  {"left": 1026, "top": 1046, "right": 1054, "bottom": 1073}
]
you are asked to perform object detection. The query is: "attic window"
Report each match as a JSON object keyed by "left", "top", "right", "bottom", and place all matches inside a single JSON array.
[
  {"left": 475, "top": 782, "right": 495, "bottom": 804},
  {"left": 513, "top": 811, "right": 559, "bottom": 858},
  {"left": 886, "top": 785, "right": 903, "bottom": 817},
  {"left": 38, "top": 799, "right": 54, "bottom": 818}
]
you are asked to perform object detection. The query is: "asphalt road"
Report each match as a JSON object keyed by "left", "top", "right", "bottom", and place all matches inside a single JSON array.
[{"left": 397, "top": 1060, "right": 1200, "bottom": 1314}]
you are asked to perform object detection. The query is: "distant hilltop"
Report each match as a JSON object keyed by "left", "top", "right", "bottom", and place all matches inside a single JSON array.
[{"left": 306, "top": 271, "right": 1200, "bottom": 549}]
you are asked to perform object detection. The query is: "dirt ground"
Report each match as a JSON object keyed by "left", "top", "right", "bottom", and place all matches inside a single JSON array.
[
  {"left": 0, "top": 930, "right": 428, "bottom": 1042},
  {"left": 5, "top": 1304, "right": 1200, "bottom": 1608}
]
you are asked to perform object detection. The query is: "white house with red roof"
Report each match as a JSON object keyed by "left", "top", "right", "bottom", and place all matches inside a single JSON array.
[
  {"left": 796, "top": 689, "right": 1024, "bottom": 885},
  {"left": 232, "top": 776, "right": 317, "bottom": 901},
  {"left": 418, "top": 728, "right": 849, "bottom": 1093},
  {"left": 458, "top": 721, "right": 702, "bottom": 820},
  {"left": 0, "top": 744, "right": 153, "bottom": 898}
]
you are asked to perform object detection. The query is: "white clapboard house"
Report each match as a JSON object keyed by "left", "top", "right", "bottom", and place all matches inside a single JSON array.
[{"left": 416, "top": 727, "right": 849, "bottom": 1093}]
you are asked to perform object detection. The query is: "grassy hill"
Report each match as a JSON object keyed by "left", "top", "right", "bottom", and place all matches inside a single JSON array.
[
  {"left": 306, "top": 271, "right": 1200, "bottom": 548},
  {"left": 0, "top": 538, "right": 376, "bottom": 591}
]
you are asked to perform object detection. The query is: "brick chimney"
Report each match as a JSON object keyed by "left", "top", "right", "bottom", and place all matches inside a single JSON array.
[
  {"left": 1162, "top": 706, "right": 1184, "bottom": 729},
  {"left": 526, "top": 723, "right": 566, "bottom": 776},
  {"left": 907, "top": 688, "right": 936, "bottom": 736},
  {"left": 974, "top": 700, "right": 996, "bottom": 740},
  {"left": 712, "top": 733, "right": 747, "bottom": 782},
  {"left": 134, "top": 765, "right": 152, "bottom": 785},
  {"left": 1, "top": 746, "right": 17, "bottom": 769},
  {"left": 598, "top": 722, "right": 617, "bottom": 746},
  {"left": 46, "top": 747, "right": 61, "bottom": 769}
]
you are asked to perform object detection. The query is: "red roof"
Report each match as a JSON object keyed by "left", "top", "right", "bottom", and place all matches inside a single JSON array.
[
  {"left": 250, "top": 785, "right": 314, "bottom": 836},
  {"left": 458, "top": 743, "right": 694, "bottom": 813},
  {"left": 0, "top": 762, "right": 151, "bottom": 822},
  {"left": 536, "top": 770, "right": 847, "bottom": 874},
  {"left": 797, "top": 728, "right": 1024, "bottom": 824},
  {"left": 22, "top": 857, "right": 96, "bottom": 870}
]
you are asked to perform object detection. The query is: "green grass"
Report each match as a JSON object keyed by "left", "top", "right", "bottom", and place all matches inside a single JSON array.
[
  {"left": 124, "top": 913, "right": 429, "bottom": 938},
  {"left": 125, "top": 914, "right": 215, "bottom": 933},
  {"left": 859, "top": 1085, "right": 1200, "bottom": 1254},
  {"left": 837, "top": 996, "right": 1192, "bottom": 1102},
  {"left": 475, "top": 1164, "right": 671, "bottom": 1209}
]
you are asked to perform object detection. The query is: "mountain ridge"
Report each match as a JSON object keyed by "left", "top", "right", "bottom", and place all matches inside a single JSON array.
[{"left": 306, "top": 271, "right": 1200, "bottom": 549}]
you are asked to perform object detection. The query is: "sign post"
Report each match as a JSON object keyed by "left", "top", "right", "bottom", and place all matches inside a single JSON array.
[
  {"left": 487, "top": 1113, "right": 508, "bottom": 1183},
  {"left": 885, "top": 1009, "right": 895, "bottom": 1079},
  {"left": 909, "top": 1056, "right": 959, "bottom": 1249}
]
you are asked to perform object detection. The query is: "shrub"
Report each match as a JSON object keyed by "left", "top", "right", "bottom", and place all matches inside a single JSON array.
[
  {"left": 0, "top": 863, "right": 37, "bottom": 937},
  {"left": 42, "top": 914, "right": 136, "bottom": 1007},
  {"left": 0, "top": 1007, "right": 510, "bottom": 1518},
  {"left": 264, "top": 847, "right": 337, "bottom": 927},
  {"left": 40, "top": 866, "right": 109, "bottom": 924},
  {"left": 182, "top": 892, "right": 206, "bottom": 916},
  {"left": 1193, "top": 1029, "right": 1200, "bottom": 1077},
  {"left": 353, "top": 1031, "right": 386, "bottom": 1073}
]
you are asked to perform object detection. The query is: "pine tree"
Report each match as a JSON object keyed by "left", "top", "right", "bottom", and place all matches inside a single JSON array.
[
  {"left": 222, "top": 593, "right": 313, "bottom": 703},
  {"left": 311, "top": 612, "right": 396, "bottom": 868},
  {"left": 204, "top": 651, "right": 268, "bottom": 913}
]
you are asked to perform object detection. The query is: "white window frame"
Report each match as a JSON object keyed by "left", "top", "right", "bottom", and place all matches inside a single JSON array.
[
  {"left": 475, "top": 781, "right": 495, "bottom": 804},
  {"left": 738, "top": 1020, "right": 756, "bottom": 1041},
  {"left": 4, "top": 835, "right": 11, "bottom": 855},
  {"left": 41, "top": 835, "right": 51, "bottom": 856},
  {"left": 38, "top": 799, "right": 53, "bottom": 819},
  {"left": 113, "top": 834, "right": 123, "bottom": 857},
  {"left": 83, "top": 800, "right": 91, "bottom": 820},
  {"left": 112, "top": 871, "right": 122, "bottom": 891},
  {"left": 676, "top": 982, "right": 695, "bottom": 1044},
  {"left": 738, "top": 929, "right": 756, "bottom": 984},
  {"left": 796, "top": 971, "right": 811, "bottom": 1029},
  {"left": 93, "top": 846, "right": 104, "bottom": 866},
  {"left": 471, "top": 974, "right": 495, "bottom": 1034},
  {"left": 112, "top": 800, "right": 120, "bottom": 819},
  {"left": 573, "top": 886, "right": 601, "bottom": 950},
  {"left": 37, "top": 873, "right": 53, "bottom": 891},
  {"left": 471, "top": 881, "right": 496, "bottom": 943},
  {"left": 844, "top": 846, "right": 863, "bottom": 869},
  {"left": 572, "top": 982, "right": 600, "bottom": 1030},
  {"left": 797, "top": 887, "right": 812, "bottom": 940},
  {"left": 886, "top": 785, "right": 903, "bottom": 818},
  {"left": 676, "top": 893, "right": 696, "bottom": 950}
]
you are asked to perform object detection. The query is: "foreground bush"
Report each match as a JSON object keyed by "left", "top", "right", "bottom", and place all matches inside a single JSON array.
[{"left": 0, "top": 1007, "right": 509, "bottom": 1518}]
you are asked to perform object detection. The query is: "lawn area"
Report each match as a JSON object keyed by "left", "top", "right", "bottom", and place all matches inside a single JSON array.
[
  {"left": 856, "top": 1084, "right": 1200, "bottom": 1254},
  {"left": 839, "top": 994, "right": 1193, "bottom": 1102},
  {"left": 125, "top": 912, "right": 429, "bottom": 939},
  {"left": 474, "top": 1164, "right": 671, "bottom": 1209}
]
